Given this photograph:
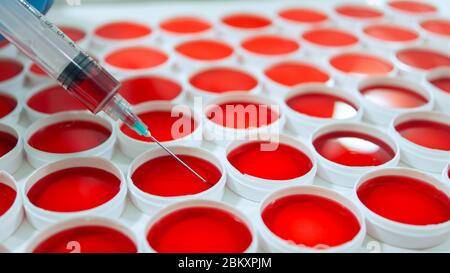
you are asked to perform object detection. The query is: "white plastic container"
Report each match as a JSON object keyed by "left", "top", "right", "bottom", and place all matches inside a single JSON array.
[
  {"left": 0, "top": 171, "right": 23, "bottom": 243},
  {"left": 143, "top": 199, "right": 258, "bottom": 253},
  {"left": 22, "top": 157, "right": 127, "bottom": 230},
  {"left": 217, "top": 12, "right": 276, "bottom": 42},
  {"left": 0, "top": 57, "right": 26, "bottom": 92},
  {"left": 390, "top": 111, "right": 450, "bottom": 173},
  {"left": 127, "top": 146, "right": 226, "bottom": 215},
  {"left": 443, "top": 163, "right": 450, "bottom": 184},
  {"left": 24, "top": 111, "right": 116, "bottom": 169},
  {"left": 276, "top": 6, "right": 331, "bottom": 33},
  {"left": 224, "top": 133, "right": 317, "bottom": 201},
  {"left": 311, "top": 122, "right": 400, "bottom": 187},
  {"left": 354, "top": 167, "right": 450, "bottom": 249},
  {"left": 0, "top": 123, "right": 23, "bottom": 174},
  {"left": 158, "top": 15, "right": 216, "bottom": 45},
  {"left": 257, "top": 185, "right": 366, "bottom": 253},
  {"left": 423, "top": 67, "right": 450, "bottom": 114},
  {"left": 417, "top": 18, "right": 450, "bottom": 50},
  {"left": 0, "top": 90, "right": 21, "bottom": 125}
]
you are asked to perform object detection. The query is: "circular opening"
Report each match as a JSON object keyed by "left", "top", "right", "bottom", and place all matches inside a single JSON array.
[
  {"left": 105, "top": 46, "right": 168, "bottom": 70},
  {"left": 330, "top": 53, "right": 393, "bottom": 75},
  {"left": 396, "top": 48, "right": 450, "bottom": 70},
  {"left": 264, "top": 61, "right": 330, "bottom": 87},
  {"left": 160, "top": 16, "right": 211, "bottom": 34},
  {"left": 429, "top": 76, "right": 450, "bottom": 94},
  {"left": 278, "top": 8, "right": 328, "bottom": 23},
  {"left": 0, "top": 181, "right": 16, "bottom": 217},
  {"left": 420, "top": 19, "right": 450, "bottom": 37},
  {"left": 0, "top": 93, "right": 17, "bottom": 119},
  {"left": 0, "top": 130, "right": 18, "bottom": 158},
  {"left": 190, "top": 67, "right": 257, "bottom": 94},
  {"left": 359, "top": 84, "right": 428, "bottom": 109},
  {"left": 95, "top": 21, "right": 151, "bottom": 40},
  {"left": 335, "top": 4, "right": 383, "bottom": 19},
  {"left": 241, "top": 35, "right": 299, "bottom": 55},
  {"left": 27, "top": 85, "right": 85, "bottom": 114},
  {"left": 388, "top": 0, "right": 437, "bottom": 14},
  {"left": 0, "top": 58, "right": 23, "bottom": 82},
  {"left": 302, "top": 28, "right": 358, "bottom": 47},
  {"left": 175, "top": 39, "right": 233, "bottom": 61},
  {"left": 395, "top": 119, "right": 450, "bottom": 151},
  {"left": 363, "top": 24, "right": 418, "bottom": 42},
  {"left": 222, "top": 13, "right": 272, "bottom": 29}
]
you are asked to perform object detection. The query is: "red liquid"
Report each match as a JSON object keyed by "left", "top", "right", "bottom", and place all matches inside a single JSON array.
[
  {"left": 336, "top": 4, "right": 383, "bottom": 19},
  {"left": 241, "top": 35, "right": 299, "bottom": 55},
  {"left": 132, "top": 155, "right": 221, "bottom": 197},
  {"left": 264, "top": 61, "right": 329, "bottom": 87},
  {"left": 364, "top": 25, "right": 418, "bottom": 42},
  {"left": 287, "top": 93, "right": 357, "bottom": 119},
  {"left": 357, "top": 175, "right": 450, "bottom": 225},
  {"left": 206, "top": 101, "right": 279, "bottom": 129},
  {"left": 0, "top": 59, "right": 23, "bottom": 82},
  {"left": 175, "top": 40, "right": 233, "bottom": 61},
  {"left": 313, "top": 131, "right": 395, "bottom": 167},
  {"left": 160, "top": 17, "right": 211, "bottom": 34},
  {"left": 0, "top": 131, "right": 17, "bottom": 157},
  {"left": 302, "top": 29, "right": 358, "bottom": 47},
  {"left": 0, "top": 93, "right": 17, "bottom": 119},
  {"left": 30, "top": 63, "right": 47, "bottom": 76},
  {"left": 330, "top": 53, "right": 393, "bottom": 75},
  {"left": 119, "top": 76, "right": 182, "bottom": 104},
  {"left": 27, "top": 86, "right": 85, "bottom": 114},
  {"left": 59, "top": 26, "right": 86, "bottom": 42},
  {"left": 0, "top": 183, "right": 16, "bottom": 216},
  {"left": 262, "top": 194, "right": 360, "bottom": 248},
  {"left": 222, "top": 13, "right": 271, "bottom": 29},
  {"left": 190, "top": 68, "right": 257, "bottom": 94},
  {"left": 430, "top": 77, "right": 450, "bottom": 94},
  {"left": 28, "top": 167, "right": 120, "bottom": 212},
  {"left": 278, "top": 8, "right": 328, "bottom": 23},
  {"left": 33, "top": 226, "right": 137, "bottom": 253},
  {"left": 95, "top": 21, "right": 151, "bottom": 39},
  {"left": 147, "top": 207, "right": 252, "bottom": 253},
  {"left": 396, "top": 48, "right": 450, "bottom": 70},
  {"left": 420, "top": 19, "right": 450, "bottom": 37},
  {"left": 388, "top": 0, "right": 437, "bottom": 13},
  {"left": 105, "top": 46, "right": 168, "bottom": 70},
  {"left": 0, "top": 40, "right": 9, "bottom": 49},
  {"left": 227, "top": 141, "right": 313, "bottom": 180},
  {"left": 28, "top": 120, "right": 111, "bottom": 154},
  {"left": 120, "top": 110, "right": 196, "bottom": 142},
  {"left": 395, "top": 120, "right": 450, "bottom": 151},
  {"left": 360, "top": 84, "right": 428, "bottom": 108}
]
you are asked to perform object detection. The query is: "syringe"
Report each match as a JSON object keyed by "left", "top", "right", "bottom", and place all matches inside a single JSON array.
[{"left": 0, "top": 0, "right": 209, "bottom": 185}]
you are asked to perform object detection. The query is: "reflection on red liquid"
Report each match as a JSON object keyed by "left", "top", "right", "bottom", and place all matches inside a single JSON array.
[
  {"left": 360, "top": 84, "right": 428, "bottom": 108},
  {"left": 265, "top": 62, "right": 329, "bottom": 87},
  {"left": 330, "top": 53, "right": 393, "bottom": 75},
  {"left": 396, "top": 48, "right": 450, "bottom": 70},
  {"left": 287, "top": 93, "right": 357, "bottom": 119}
]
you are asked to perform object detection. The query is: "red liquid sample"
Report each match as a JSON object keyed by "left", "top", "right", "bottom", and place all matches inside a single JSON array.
[
  {"left": 278, "top": 8, "right": 328, "bottom": 23},
  {"left": 396, "top": 48, "right": 450, "bottom": 70},
  {"left": 0, "top": 93, "right": 17, "bottom": 119},
  {"left": 30, "top": 63, "right": 47, "bottom": 76},
  {"left": 335, "top": 4, "right": 383, "bottom": 19},
  {"left": 95, "top": 21, "right": 151, "bottom": 40},
  {"left": 222, "top": 13, "right": 271, "bottom": 29},
  {"left": 28, "top": 120, "right": 111, "bottom": 154},
  {"left": 105, "top": 46, "right": 168, "bottom": 70},
  {"left": 363, "top": 25, "right": 418, "bottom": 42},
  {"left": 190, "top": 68, "right": 257, "bottom": 94},
  {"left": 227, "top": 141, "right": 313, "bottom": 180},
  {"left": 287, "top": 93, "right": 357, "bottom": 119},
  {"left": 160, "top": 17, "right": 211, "bottom": 34},
  {"left": 330, "top": 53, "right": 393, "bottom": 75},
  {"left": 0, "top": 59, "right": 23, "bottom": 82},
  {"left": 0, "top": 40, "right": 9, "bottom": 49},
  {"left": 120, "top": 110, "right": 196, "bottom": 142},
  {"left": 302, "top": 29, "right": 358, "bottom": 47},
  {"left": 360, "top": 85, "right": 428, "bottom": 108},
  {"left": 313, "top": 131, "right": 395, "bottom": 167},
  {"left": 264, "top": 62, "right": 329, "bottom": 87},
  {"left": 147, "top": 207, "right": 252, "bottom": 253},
  {"left": 0, "top": 131, "right": 17, "bottom": 157},
  {"left": 241, "top": 35, "right": 299, "bottom": 55},
  {"left": 132, "top": 155, "right": 221, "bottom": 197},
  {"left": 395, "top": 120, "right": 450, "bottom": 151},
  {"left": 206, "top": 101, "right": 279, "bottom": 129},
  {"left": 262, "top": 194, "right": 360, "bottom": 248},
  {"left": 59, "top": 26, "right": 86, "bottom": 42},
  {"left": 27, "top": 167, "right": 120, "bottom": 212},
  {"left": 420, "top": 19, "right": 450, "bottom": 37},
  {"left": 119, "top": 76, "right": 182, "bottom": 104},
  {"left": 357, "top": 175, "right": 450, "bottom": 225},
  {"left": 0, "top": 183, "right": 16, "bottom": 216},
  {"left": 388, "top": 1, "right": 437, "bottom": 13},
  {"left": 33, "top": 226, "right": 137, "bottom": 253},
  {"left": 175, "top": 40, "right": 233, "bottom": 61},
  {"left": 27, "top": 86, "right": 85, "bottom": 114},
  {"left": 430, "top": 77, "right": 450, "bottom": 94}
]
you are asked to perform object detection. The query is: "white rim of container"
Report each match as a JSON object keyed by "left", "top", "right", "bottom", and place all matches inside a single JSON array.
[
  {"left": 443, "top": 163, "right": 450, "bottom": 184},
  {"left": 24, "top": 111, "right": 116, "bottom": 169},
  {"left": 0, "top": 123, "right": 23, "bottom": 174},
  {"left": 353, "top": 167, "right": 450, "bottom": 249},
  {"left": 416, "top": 17, "right": 450, "bottom": 48},
  {"left": 216, "top": 11, "right": 277, "bottom": 41},
  {"left": 22, "top": 157, "right": 127, "bottom": 230},
  {"left": 127, "top": 146, "right": 226, "bottom": 215},
  {"left": 423, "top": 67, "right": 450, "bottom": 114},
  {"left": 0, "top": 42, "right": 17, "bottom": 57},
  {"left": 203, "top": 92, "right": 285, "bottom": 146},
  {"left": 283, "top": 83, "right": 363, "bottom": 137},
  {"left": 117, "top": 101, "right": 202, "bottom": 158},
  {"left": 311, "top": 122, "right": 400, "bottom": 187},
  {"left": 224, "top": 133, "right": 317, "bottom": 202},
  {"left": 331, "top": 2, "right": 385, "bottom": 27},
  {"left": 25, "top": 217, "right": 141, "bottom": 253},
  {"left": 275, "top": 6, "right": 332, "bottom": 33},
  {"left": 0, "top": 56, "right": 26, "bottom": 92},
  {"left": 143, "top": 199, "right": 258, "bottom": 253},
  {"left": 158, "top": 14, "right": 216, "bottom": 45},
  {"left": 0, "top": 171, "right": 23, "bottom": 243},
  {"left": 357, "top": 76, "right": 434, "bottom": 125},
  {"left": 0, "top": 90, "right": 22, "bottom": 125},
  {"left": 385, "top": 0, "right": 439, "bottom": 22},
  {"left": 257, "top": 185, "right": 366, "bottom": 253},
  {"left": 389, "top": 111, "right": 450, "bottom": 172}
]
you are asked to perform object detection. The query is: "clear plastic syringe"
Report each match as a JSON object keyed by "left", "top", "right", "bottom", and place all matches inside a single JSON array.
[{"left": 0, "top": 0, "right": 209, "bottom": 184}]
